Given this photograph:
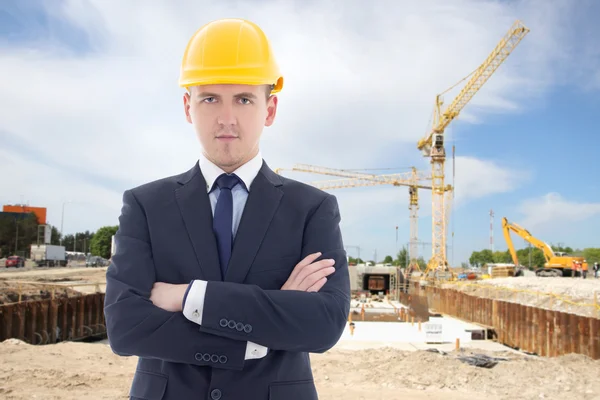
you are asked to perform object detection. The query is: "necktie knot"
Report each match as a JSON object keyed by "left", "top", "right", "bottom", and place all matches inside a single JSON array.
[{"left": 215, "top": 173, "right": 242, "bottom": 191}]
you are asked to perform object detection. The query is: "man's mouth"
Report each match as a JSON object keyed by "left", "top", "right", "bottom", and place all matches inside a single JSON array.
[{"left": 216, "top": 136, "right": 238, "bottom": 141}]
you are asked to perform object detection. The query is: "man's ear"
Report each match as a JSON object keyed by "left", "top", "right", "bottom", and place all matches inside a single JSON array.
[
  {"left": 265, "top": 95, "right": 278, "bottom": 127},
  {"left": 183, "top": 89, "right": 192, "bottom": 124}
]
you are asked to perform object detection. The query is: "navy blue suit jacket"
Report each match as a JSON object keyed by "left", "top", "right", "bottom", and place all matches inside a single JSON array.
[{"left": 104, "top": 160, "right": 351, "bottom": 400}]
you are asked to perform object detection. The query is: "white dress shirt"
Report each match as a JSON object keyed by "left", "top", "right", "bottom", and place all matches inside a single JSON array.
[{"left": 182, "top": 151, "right": 268, "bottom": 360}]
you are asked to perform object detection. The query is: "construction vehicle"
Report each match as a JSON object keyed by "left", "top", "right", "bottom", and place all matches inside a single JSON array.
[{"left": 502, "top": 217, "right": 583, "bottom": 277}]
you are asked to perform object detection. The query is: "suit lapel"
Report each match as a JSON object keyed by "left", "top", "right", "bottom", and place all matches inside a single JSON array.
[
  {"left": 225, "top": 161, "right": 284, "bottom": 283},
  {"left": 174, "top": 163, "right": 223, "bottom": 281}
]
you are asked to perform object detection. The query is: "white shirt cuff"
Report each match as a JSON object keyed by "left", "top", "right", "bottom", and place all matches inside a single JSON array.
[
  {"left": 182, "top": 280, "right": 207, "bottom": 325},
  {"left": 245, "top": 341, "right": 268, "bottom": 360}
]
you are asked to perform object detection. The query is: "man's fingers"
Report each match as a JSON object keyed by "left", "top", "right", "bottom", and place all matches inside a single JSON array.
[
  {"left": 296, "top": 259, "right": 335, "bottom": 283},
  {"left": 299, "top": 252, "right": 322, "bottom": 268},
  {"left": 307, "top": 277, "right": 327, "bottom": 292},
  {"left": 287, "top": 252, "right": 322, "bottom": 282},
  {"left": 299, "top": 266, "right": 336, "bottom": 290}
]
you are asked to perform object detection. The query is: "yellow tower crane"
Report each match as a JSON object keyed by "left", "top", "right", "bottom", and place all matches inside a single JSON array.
[{"left": 416, "top": 20, "right": 529, "bottom": 278}]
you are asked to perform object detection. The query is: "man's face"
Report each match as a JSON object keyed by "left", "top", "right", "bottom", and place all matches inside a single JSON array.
[{"left": 183, "top": 84, "right": 278, "bottom": 173}]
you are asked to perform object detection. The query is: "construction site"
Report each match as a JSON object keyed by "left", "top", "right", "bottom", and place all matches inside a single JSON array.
[{"left": 1, "top": 19, "right": 599, "bottom": 400}]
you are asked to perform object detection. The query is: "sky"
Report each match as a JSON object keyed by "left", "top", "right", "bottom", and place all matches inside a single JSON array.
[{"left": 0, "top": 0, "right": 599, "bottom": 265}]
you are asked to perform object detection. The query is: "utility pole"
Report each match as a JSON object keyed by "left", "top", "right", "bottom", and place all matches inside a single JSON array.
[
  {"left": 395, "top": 225, "right": 398, "bottom": 256},
  {"left": 14, "top": 217, "right": 19, "bottom": 255},
  {"left": 60, "top": 200, "right": 72, "bottom": 245},
  {"left": 490, "top": 209, "right": 494, "bottom": 252}
]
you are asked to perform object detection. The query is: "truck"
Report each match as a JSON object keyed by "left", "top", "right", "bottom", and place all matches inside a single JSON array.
[{"left": 30, "top": 244, "right": 67, "bottom": 267}]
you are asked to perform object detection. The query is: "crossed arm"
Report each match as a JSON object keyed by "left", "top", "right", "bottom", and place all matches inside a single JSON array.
[{"left": 104, "top": 189, "right": 350, "bottom": 370}]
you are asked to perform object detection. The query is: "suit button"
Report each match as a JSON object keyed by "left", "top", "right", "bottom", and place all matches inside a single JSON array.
[
  {"left": 243, "top": 324, "right": 252, "bottom": 333},
  {"left": 211, "top": 354, "right": 219, "bottom": 363},
  {"left": 219, "top": 355, "right": 227, "bottom": 363},
  {"left": 211, "top": 389, "right": 222, "bottom": 400},
  {"left": 236, "top": 322, "right": 244, "bottom": 331},
  {"left": 202, "top": 353, "right": 211, "bottom": 362},
  {"left": 194, "top": 353, "right": 203, "bottom": 361},
  {"left": 228, "top": 320, "right": 236, "bottom": 329},
  {"left": 219, "top": 318, "right": 228, "bottom": 327}
]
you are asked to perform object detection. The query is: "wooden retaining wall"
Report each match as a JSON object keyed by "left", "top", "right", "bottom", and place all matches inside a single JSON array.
[
  {"left": 0, "top": 293, "right": 106, "bottom": 344},
  {"left": 424, "top": 286, "right": 600, "bottom": 360}
]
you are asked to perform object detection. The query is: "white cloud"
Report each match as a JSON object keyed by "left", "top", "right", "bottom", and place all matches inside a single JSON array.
[
  {"left": 0, "top": 148, "right": 122, "bottom": 234},
  {"left": 517, "top": 193, "right": 600, "bottom": 230},
  {"left": 0, "top": 0, "right": 597, "bottom": 255},
  {"left": 451, "top": 156, "right": 530, "bottom": 205}
]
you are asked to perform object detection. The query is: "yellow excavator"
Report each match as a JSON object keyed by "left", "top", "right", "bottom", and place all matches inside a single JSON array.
[{"left": 502, "top": 217, "right": 584, "bottom": 277}]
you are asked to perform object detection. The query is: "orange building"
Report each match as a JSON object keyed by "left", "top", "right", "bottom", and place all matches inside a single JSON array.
[{"left": 2, "top": 205, "right": 47, "bottom": 225}]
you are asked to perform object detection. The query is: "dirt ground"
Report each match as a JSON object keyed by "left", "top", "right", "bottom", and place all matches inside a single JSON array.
[
  {"left": 0, "top": 339, "right": 599, "bottom": 400},
  {"left": 0, "top": 266, "right": 107, "bottom": 282},
  {"left": 0, "top": 266, "right": 107, "bottom": 303},
  {"left": 443, "top": 276, "right": 600, "bottom": 318},
  {"left": 0, "top": 281, "right": 82, "bottom": 304}
]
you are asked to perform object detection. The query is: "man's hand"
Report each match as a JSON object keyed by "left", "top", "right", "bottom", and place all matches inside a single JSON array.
[
  {"left": 150, "top": 282, "right": 189, "bottom": 312},
  {"left": 281, "top": 252, "right": 336, "bottom": 292}
]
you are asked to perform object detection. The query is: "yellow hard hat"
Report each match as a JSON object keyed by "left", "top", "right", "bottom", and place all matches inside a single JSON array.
[{"left": 179, "top": 18, "right": 284, "bottom": 94}]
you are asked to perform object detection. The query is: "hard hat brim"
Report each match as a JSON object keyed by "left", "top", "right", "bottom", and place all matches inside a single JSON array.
[{"left": 179, "top": 75, "right": 283, "bottom": 94}]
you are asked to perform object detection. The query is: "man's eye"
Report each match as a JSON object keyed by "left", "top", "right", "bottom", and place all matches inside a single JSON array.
[
  {"left": 239, "top": 98, "right": 251, "bottom": 105},
  {"left": 203, "top": 97, "right": 216, "bottom": 103}
]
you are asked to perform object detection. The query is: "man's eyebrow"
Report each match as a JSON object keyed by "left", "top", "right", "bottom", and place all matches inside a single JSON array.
[
  {"left": 196, "top": 92, "right": 220, "bottom": 98},
  {"left": 196, "top": 92, "right": 258, "bottom": 99},
  {"left": 234, "top": 92, "right": 257, "bottom": 99}
]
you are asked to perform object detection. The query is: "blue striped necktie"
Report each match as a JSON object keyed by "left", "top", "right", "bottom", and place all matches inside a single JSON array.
[{"left": 212, "top": 173, "right": 242, "bottom": 277}]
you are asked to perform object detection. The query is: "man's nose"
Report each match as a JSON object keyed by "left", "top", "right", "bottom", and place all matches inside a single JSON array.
[{"left": 217, "top": 103, "right": 237, "bottom": 126}]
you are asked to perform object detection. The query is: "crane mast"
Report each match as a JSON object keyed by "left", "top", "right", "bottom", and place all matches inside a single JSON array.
[{"left": 417, "top": 20, "right": 529, "bottom": 277}]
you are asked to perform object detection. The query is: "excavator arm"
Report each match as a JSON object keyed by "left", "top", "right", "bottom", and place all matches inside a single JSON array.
[
  {"left": 501, "top": 217, "right": 555, "bottom": 263},
  {"left": 502, "top": 218, "right": 520, "bottom": 266}
]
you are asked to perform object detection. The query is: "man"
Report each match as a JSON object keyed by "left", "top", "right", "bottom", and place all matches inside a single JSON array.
[{"left": 103, "top": 18, "right": 350, "bottom": 400}]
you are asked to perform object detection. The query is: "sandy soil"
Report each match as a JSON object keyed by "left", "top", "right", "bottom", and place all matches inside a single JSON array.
[
  {"left": 0, "top": 339, "right": 599, "bottom": 400},
  {"left": 0, "top": 267, "right": 107, "bottom": 302},
  {"left": 0, "top": 281, "right": 82, "bottom": 304},
  {"left": 0, "top": 266, "right": 107, "bottom": 281},
  {"left": 443, "top": 277, "right": 600, "bottom": 318}
]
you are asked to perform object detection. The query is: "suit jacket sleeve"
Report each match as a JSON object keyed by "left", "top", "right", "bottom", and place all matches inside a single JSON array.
[
  {"left": 103, "top": 189, "right": 248, "bottom": 370},
  {"left": 196, "top": 194, "right": 351, "bottom": 353}
]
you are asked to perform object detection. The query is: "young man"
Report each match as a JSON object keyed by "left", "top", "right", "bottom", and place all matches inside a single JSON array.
[{"left": 104, "top": 18, "right": 350, "bottom": 400}]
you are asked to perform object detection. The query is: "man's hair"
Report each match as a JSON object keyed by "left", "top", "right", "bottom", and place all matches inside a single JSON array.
[{"left": 264, "top": 84, "right": 274, "bottom": 101}]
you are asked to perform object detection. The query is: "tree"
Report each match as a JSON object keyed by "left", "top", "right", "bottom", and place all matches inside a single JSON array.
[
  {"left": 348, "top": 256, "right": 364, "bottom": 265},
  {"left": 383, "top": 255, "right": 394, "bottom": 264},
  {"left": 90, "top": 225, "right": 118, "bottom": 259},
  {"left": 0, "top": 212, "right": 39, "bottom": 257},
  {"left": 395, "top": 246, "right": 409, "bottom": 269},
  {"left": 469, "top": 250, "right": 494, "bottom": 267},
  {"left": 493, "top": 250, "right": 511, "bottom": 263},
  {"left": 469, "top": 251, "right": 481, "bottom": 267},
  {"left": 583, "top": 248, "right": 600, "bottom": 264},
  {"left": 50, "top": 226, "right": 61, "bottom": 245}
]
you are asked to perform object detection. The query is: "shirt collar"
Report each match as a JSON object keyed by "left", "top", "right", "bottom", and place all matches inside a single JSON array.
[{"left": 198, "top": 151, "right": 263, "bottom": 193}]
